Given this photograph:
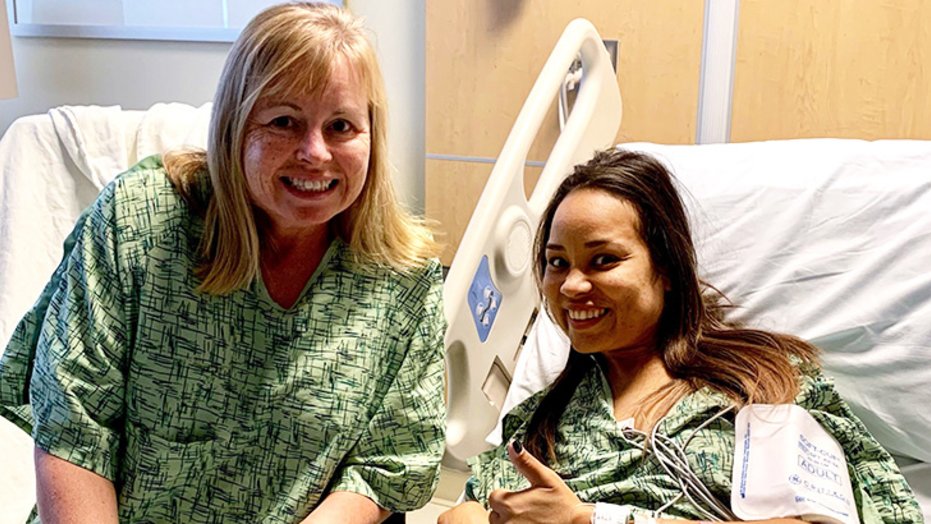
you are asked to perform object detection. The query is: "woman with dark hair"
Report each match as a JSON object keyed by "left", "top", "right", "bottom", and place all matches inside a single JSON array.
[{"left": 440, "top": 149, "right": 920, "bottom": 523}]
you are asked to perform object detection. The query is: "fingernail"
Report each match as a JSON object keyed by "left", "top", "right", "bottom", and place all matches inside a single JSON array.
[{"left": 512, "top": 439, "right": 523, "bottom": 454}]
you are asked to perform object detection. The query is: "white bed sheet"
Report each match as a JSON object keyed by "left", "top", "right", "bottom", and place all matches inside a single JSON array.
[
  {"left": 899, "top": 460, "right": 931, "bottom": 522},
  {"left": 640, "top": 139, "right": 931, "bottom": 463}
]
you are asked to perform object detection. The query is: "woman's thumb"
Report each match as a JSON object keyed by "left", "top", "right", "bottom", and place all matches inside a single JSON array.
[{"left": 508, "top": 440, "right": 561, "bottom": 488}]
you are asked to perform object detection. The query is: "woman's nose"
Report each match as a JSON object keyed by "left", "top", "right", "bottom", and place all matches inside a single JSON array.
[
  {"left": 560, "top": 268, "right": 592, "bottom": 296},
  {"left": 296, "top": 128, "right": 332, "bottom": 164}
]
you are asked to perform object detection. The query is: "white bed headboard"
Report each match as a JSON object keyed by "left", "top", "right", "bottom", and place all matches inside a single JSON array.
[{"left": 442, "top": 18, "right": 621, "bottom": 469}]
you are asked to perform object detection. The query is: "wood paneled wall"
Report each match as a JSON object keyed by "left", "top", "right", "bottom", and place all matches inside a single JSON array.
[
  {"left": 731, "top": 0, "right": 931, "bottom": 141},
  {"left": 426, "top": 0, "right": 705, "bottom": 264},
  {"left": 427, "top": 1, "right": 931, "bottom": 263}
]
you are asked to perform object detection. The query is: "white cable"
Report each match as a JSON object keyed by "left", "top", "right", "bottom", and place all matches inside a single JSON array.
[{"left": 620, "top": 406, "right": 738, "bottom": 521}]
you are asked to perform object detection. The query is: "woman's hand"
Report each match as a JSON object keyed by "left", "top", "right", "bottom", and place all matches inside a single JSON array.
[
  {"left": 437, "top": 501, "right": 489, "bottom": 524},
  {"left": 486, "top": 441, "right": 589, "bottom": 524}
]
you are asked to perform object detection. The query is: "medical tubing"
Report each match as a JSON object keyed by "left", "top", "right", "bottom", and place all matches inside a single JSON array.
[
  {"left": 651, "top": 433, "right": 724, "bottom": 521},
  {"left": 654, "top": 492, "right": 684, "bottom": 516},
  {"left": 664, "top": 410, "right": 736, "bottom": 519},
  {"left": 618, "top": 406, "right": 737, "bottom": 521}
]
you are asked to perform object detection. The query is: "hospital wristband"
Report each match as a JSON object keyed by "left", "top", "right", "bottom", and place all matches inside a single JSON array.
[{"left": 590, "top": 502, "right": 634, "bottom": 524}]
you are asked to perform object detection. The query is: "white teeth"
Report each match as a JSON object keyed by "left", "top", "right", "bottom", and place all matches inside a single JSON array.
[
  {"left": 567, "top": 309, "right": 607, "bottom": 321},
  {"left": 287, "top": 177, "right": 335, "bottom": 192}
]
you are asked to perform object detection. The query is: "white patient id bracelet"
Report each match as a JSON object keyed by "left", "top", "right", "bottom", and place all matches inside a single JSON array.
[
  {"left": 589, "top": 503, "right": 659, "bottom": 524},
  {"left": 590, "top": 502, "right": 632, "bottom": 524}
]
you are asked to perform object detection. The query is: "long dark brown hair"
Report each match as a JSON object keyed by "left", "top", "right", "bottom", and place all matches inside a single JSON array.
[{"left": 524, "top": 149, "right": 819, "bottom": 464}]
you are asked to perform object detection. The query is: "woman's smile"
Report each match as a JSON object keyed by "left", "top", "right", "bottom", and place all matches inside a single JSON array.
[
  {"left": 565, "top": 306, "right": 609, "bottom": 323},
  {"left": 281, "top": 176, "right": 338, "bottom": 194}
]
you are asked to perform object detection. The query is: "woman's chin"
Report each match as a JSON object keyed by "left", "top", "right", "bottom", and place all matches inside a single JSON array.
[{"left": 567, "top": 335, "right": 607, "bottom": 355}]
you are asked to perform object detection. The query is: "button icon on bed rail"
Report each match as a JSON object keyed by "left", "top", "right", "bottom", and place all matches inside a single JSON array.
[{"left": 468, "top": 256, "right": 502, "bottom": 343}]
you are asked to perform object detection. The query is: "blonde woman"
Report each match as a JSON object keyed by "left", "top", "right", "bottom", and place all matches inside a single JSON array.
[{"left": 0, "top": 3, "right": 445, "bottom": 522}]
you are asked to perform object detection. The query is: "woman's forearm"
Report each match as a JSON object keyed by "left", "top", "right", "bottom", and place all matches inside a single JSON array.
[
  {"left": 301, "top": 491, "right": 389, "bottom": 524},
  {"left": 578, "top": 505, "right": 808, "bottom": 524},
  {"left": 35, "top": 447, "right": 118, "bottom": 524}
]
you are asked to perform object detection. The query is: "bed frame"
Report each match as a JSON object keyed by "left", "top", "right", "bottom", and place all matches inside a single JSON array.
[{"left": 441, "top": 18, "right": 621, "bottom": 469}]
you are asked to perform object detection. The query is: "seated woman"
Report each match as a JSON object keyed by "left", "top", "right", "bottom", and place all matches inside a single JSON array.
[
  {"left": 0, "top": 3, "right": 445, "bottom": 523},
  {"left": 440, "top": 149, "right": 921, "bottom": 523}
]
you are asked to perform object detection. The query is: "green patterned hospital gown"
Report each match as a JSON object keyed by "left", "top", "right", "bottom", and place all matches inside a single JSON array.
[
  {"left": 0, "top": 157, "right": 447, "bottom": 522},
  {"left": 467, "top": 359, "right": 923, "bottom": 523}
]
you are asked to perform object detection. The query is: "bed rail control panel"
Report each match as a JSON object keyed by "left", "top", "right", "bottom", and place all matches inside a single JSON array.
[{"left": 442, "top": 18, "right": 622, "bottom": 470}]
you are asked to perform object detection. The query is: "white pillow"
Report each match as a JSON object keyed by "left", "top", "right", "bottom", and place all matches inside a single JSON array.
[{"left": 498, "top": 139, "right": 931, "bottom": 464}]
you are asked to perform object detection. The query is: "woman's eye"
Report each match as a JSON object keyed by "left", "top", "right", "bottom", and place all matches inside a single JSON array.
[
  {"left": 269, "top": 116, "right": 296, "bottom": 129},
  {"left": 546, "top": 256, "right": 568, "bottom": 270},
  {"left": 592, "top": 254, "right": 620, "bottom": 267},
  {"left": 328, "top": 119, "right": 353, "bottom": 134}
]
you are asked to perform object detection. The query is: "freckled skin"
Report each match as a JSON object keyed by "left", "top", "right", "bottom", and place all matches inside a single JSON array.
[
  {"left": 542, "top": 188, "right": 669, "bottom": 359},
  {"left": 242, "top": 55, "right": 371, "bottom": 246}
]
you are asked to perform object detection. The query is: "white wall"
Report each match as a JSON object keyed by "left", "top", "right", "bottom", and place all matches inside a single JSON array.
[
  {"left": 350, "top": 0, "right": 425, "bottom": 210},
  {"left": 0, "top": 36, "right": 226, "bottom": 131},
  {"left": 0, "top": 0, "right": 426, "bottom": 210}
]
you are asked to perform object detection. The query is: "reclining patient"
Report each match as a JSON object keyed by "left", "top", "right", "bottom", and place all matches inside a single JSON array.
[{"left": 440, "top": 149, "right": 921, "bottom": 523}]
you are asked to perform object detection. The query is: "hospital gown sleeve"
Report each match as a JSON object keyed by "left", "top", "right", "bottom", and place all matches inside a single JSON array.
[
  {"left": 800, "top": 372, "right": 923, "bottom": 523},
  {"left": 26, "top": 182, "right": 131, "bottom": 481},
  {"left": 329, "top": 262, "right": 447, "bottom": 512}
]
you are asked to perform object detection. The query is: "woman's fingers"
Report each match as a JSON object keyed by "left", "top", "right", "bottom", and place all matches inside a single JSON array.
[
  {"left": 507, "top": 440, "right": 562, "bottom": 489},
  {"left": 485, "top": 442, "right": 583, "bottom": 523}
]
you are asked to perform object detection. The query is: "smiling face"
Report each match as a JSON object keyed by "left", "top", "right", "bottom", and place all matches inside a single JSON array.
[
  {"left": 242, "top": 56, "right": 371, "bottom": 242},
  {"left": 542, "top": 188, "right": 669, "bottom": 357}
]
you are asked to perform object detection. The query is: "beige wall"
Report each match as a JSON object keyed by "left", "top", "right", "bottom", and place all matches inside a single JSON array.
[
  {"left": 426, "top": 0, "right": 704, "bottom": 160},
  {"left": 426, "top": 0, "right": 706, "bottom": 264},
  {"left": 427, "top": 1, "right": 931, "bottom": 263},
  {"left": 731, "top": 0, "right": 931, "bottom": 141}
]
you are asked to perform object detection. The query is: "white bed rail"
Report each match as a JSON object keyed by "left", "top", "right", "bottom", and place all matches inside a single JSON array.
[{"left": 443, "top": 18, "right": 622, "bottom": 469}]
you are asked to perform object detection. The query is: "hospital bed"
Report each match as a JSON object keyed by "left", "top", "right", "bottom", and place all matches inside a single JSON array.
[{"left": 1, "top": 20, "right": 930, "bottom": 524}]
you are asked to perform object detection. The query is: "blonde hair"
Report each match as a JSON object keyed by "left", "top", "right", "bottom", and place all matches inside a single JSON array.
[{"left": 165, "top": 2, "right": 439, "bottom": 294}]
